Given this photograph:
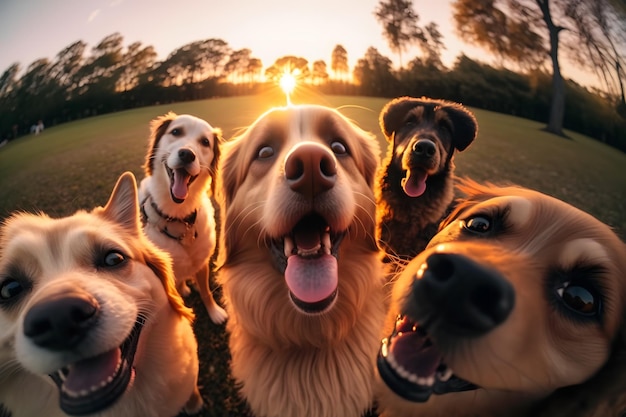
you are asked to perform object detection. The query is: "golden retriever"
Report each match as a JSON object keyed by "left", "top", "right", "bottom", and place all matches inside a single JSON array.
[
  {"left": 139, "top": 112, "right": 227, "bottom": 324},
  {"left": 376, "top": 179, "right": 626, "bottom": 417},
  {"left": 216, "top": 105, "right": 387, "bottom": 417},
  {"left": 0, "top": 172, "right": 203, "bottom": 417}
]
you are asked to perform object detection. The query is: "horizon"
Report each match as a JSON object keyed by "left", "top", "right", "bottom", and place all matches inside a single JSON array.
[{"left": 0, "top": 0, "right": 603, "bottom": 90}]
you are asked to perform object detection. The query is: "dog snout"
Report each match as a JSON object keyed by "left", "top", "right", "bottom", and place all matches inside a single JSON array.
[
  {"left": 284, "top": 142, "right": 337, "bottom": 199},
  {"left": 178, "top": 148, "right": 196, "bottom": 164},
  {"left": 23, "top": 289, "right": 99, "bottom": 350},
  {"left": 412, "top": 139, "right": 437, "bottom": 159},
  {"left": 409, "top": 253, "right": 515, "bottom": 338}
]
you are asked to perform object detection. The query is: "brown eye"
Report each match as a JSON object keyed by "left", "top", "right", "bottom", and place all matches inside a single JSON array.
[
  {"left": 559, "top": 284, "right": 597, "bottom": 315},
  {"left": 200, "top": 137, "right": 211, "bottom": 147},
  {"left": 258, "top": 146, "right": 274, "bottom": 159},
  {"left": 331, "top": 141, "right": 347, "bottom": 155},
  {"left": 0, "top": 278, "right": 24, "bottom": 301},
  {"left": 462, "top": 216, "right": 491, "bottom": 234},
  {"left": 170, "top": 128, "right": 182, "bottom": 136},
  {"left": 103, "top": 250, "right": 126, "bottom": 267}
]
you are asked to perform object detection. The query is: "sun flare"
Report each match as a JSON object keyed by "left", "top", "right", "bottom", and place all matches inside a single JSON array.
[{"left": 279, "top": 72, "right": 297, "bottom": 106}]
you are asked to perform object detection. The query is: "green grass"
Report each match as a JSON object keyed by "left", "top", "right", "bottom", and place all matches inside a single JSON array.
[
  {"left": 0, "top": 94, "right": 625, "bottom": 416},
  {"left": 2, "top": 94, "right": 624, "bottom": 237}
]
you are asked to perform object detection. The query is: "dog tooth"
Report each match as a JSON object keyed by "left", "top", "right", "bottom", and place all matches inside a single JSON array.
[
  {"left": 407, "top": 373, "right": 420, "bottom": 384},
  {"left": 381, "top": 338, "right": 389, "bottom": 358},
  {"left": 79, "top": 389, "right": 89, "bottom": 398},
  {"left": 322, "top": 232, "right": 331, "bottom": 250},
  {"left": 417, "top": 376, "right": 435, "bottom": 386},
  {"left": 284, "top": 236, "right": 294, "bottom": 257}
]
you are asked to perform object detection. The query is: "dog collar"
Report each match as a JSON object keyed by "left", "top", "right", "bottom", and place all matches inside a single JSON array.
[{"left": 140, "top": 194, "right": 198, "bottom": 246}]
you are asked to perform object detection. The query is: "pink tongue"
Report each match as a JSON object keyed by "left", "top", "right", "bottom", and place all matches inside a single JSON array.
[
  {"left": 391, "top": 330, "right": 442, "bottom": 378},
  {"left": 401, "top": 170, "right": 428, "bottom": 197},
  {"left": 171, "top": 169, "right": 190, "bottom": 200},
  {"left": 285, "top": 254, "right": 338, "bottom": 303},
  {"left": 63, "top": 348, "right": 121, "bottom": 392}
]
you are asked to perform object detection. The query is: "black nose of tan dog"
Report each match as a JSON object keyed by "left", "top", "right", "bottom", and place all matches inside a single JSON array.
[
  {"left": 178, "top": 148, "right": 196, "bottom": 164},
  {"left": 412, "top": 139, "right": 437, "bottom": 159},
  {"left": 23, "top": 290, "right": 99, "bottom": 350},
  {"left": 410, "top": 253, "right": 515, "bottom": 337},
  {"left": 285, "top": 142, "right": 337, "bottom": 199}
]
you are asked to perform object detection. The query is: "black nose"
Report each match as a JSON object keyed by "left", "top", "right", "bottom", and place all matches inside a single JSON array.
[
  {"left": 23, "top": 290, "right": 99, "bottom": 350},
  {"left": 284, "top": 142, "right": 337, "bottom": 199},
  {"left": 178, "top": 148, "right": 196, "bottom": 164},
  {"left": 412, "top": 139, "right": 437, "bottom": 158},
  {"left": 409, "top": 253, "right": 515, "bottom": 337}
]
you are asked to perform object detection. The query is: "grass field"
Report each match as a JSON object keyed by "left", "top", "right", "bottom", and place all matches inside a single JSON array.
[{"left": 1, "top": 94, "right": 625, "bottom": 416}]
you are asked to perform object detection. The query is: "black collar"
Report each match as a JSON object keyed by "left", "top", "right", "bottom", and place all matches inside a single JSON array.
[{"left": 140, "top": 194, "right": 198, "bottom": 244}]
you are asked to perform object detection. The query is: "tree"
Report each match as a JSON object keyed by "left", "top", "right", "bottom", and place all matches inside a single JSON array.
[
  {"left": 452, "top": 0, "right": 626, "bottom": 135},
  {"left": 0, "top": 63, "right": 20, "bottom": 99},
  {"left": 224, "top": 48, "right": 254, "bottom": 83},
  {"left": 353, "top": 47, "right": 398, "bottom": 95},
  {"left": 116, "top": 42, "right": 156, "bottom": 92},
  {"left": 265, "top": 56, "right": 310, "bottom": 84},
  {"left": 374, "top": 0, "right": 421, "bottom": 68},
  {"left": 331, "top": 45, "right": 350, "bottom": 81},
  {"left": 312, "top": 60, "right": 329, "bottom": 85}
]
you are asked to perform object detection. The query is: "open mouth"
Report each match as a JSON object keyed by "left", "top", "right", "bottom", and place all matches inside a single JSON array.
[
  {"left": 270, "top": 213, "right": 345, "bottom": 314},
  {"left": 377, "top": 315, "right": 477, "bottom": 402},
  {"left": 165, "top": 164, "right": 197, "bottom": 204},
  {"left": 401, "top": 168, "right": 429, "bottom": 198},
  {"left": 49, "top": 316, "right": 145, "bottom": 415}
]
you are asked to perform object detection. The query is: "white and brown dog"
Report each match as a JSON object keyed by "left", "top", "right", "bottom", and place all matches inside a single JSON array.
[
  {"left": 216, "top": 105, "right": 387, "bottom": 417},
  {"left": 139, "top": 112, "right": 227, "bottom": 324},
  {"left": 376, "top": 179, "right": 626, "bottom": 417},
  {"left": 0, "top": 172, "right": 203, "bottom": 417}
]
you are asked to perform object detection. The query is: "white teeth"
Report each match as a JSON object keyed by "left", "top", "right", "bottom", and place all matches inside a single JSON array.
[
  {"left": 322, "top": 232, "right": 331, "bottom": 253},
  {"left": 298, "top": 246, "right": 320, "bottom": 256},
  {"left": 417, "top": 376, "right": 435, "bottom": 386},
  {"left": 284, "top": 236, "right": 294, "bottom": 257},
  {"left": 386, "top": 348, "right": 454, "bottom": 387}
]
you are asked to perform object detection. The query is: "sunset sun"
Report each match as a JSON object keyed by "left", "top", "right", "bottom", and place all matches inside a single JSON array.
[{"left": 279, "top": 71, "right": 297, "bottom": 105}]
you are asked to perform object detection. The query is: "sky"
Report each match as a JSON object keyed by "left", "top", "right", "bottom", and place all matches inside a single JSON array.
[{"left": 0, "top": 0, "right": 596, "bottom": 87}]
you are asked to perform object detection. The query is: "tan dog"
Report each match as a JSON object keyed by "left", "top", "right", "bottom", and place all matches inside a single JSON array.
[
  {"left": 139, "top": 112, "right": 227, "bottom": 324},
  {"left": 0, "top": 172, "right": 203, "bottom": 417},
  {"left": 216, "top": 105, "right": 386, "bottom": 417},
  {"left": 376, "top": 179, "right": 626, "bottom": 417}
]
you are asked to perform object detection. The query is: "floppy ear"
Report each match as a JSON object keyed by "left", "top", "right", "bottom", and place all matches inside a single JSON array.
[
  {"left": 209, "top": 128, "right": 223, "bottom": 197},
  {"left": 144, "top": 112, "right": 177, "bottom": 176},
  {"left": 99, "top": 171, "right": 141, "bottom": 235},
  {"left": 379, "top": 96, "right": 423, "bottom": 140},
  {"left": 439, "top": 102, "right": 478, "bottom": 152}
]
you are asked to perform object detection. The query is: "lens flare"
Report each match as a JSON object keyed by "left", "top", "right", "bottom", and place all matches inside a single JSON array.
[{"left": 280, "top": 72, "right": 297, "bottom": 106}]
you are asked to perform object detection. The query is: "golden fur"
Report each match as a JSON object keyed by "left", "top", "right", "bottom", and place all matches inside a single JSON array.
[
  {"left": 0, "top": 172, "right": 202, "bottom": 417},
  {"left": 216, "top": 105, "right": 386, "bottom": 417},
  {"left": 376, "top": 179, "right": 626, "bottom": 417},
  {"left": 139, "top": 112, "right": 227, "bottom": 323}
]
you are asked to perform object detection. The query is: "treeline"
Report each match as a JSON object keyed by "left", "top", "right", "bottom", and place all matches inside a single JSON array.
[{"left": 1, "top": 33, "right": 625, "bottom": 152}]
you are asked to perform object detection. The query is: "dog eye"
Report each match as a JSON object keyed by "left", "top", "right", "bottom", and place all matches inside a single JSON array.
[
  {"left": 103, "top": 250, "right": 126, "bottom": 267},
  {"left": 330, "top": 141, "right": 347, "bottom": 155},
  {"left": 200, "top": 137, "right": 211, "bottom": 147},
  {"left": 0, "top": 278, "right": 25, "bottom": 302},
  {"left": 257, "top": 146, "right": 274, "bottom": 159},
  {"left": 557, "top": 282, "right": 599, "bottom": 316},
  {"left": 170, "top": 128, "right": 182, "bottom": 137},
  {"left": 461, "top": 216, "right": 491, "bottom": 234}
]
